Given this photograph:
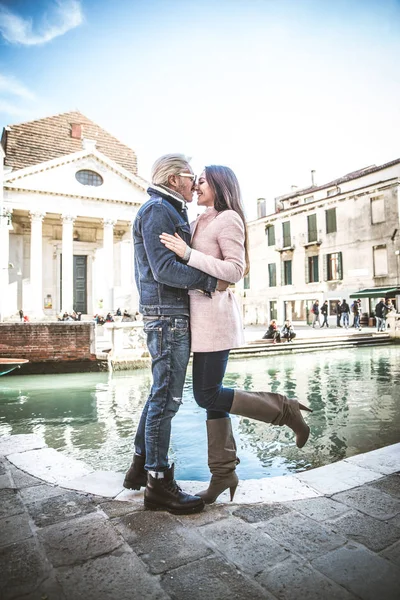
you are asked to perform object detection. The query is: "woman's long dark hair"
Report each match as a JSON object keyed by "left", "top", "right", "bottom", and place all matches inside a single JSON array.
[{"left": 205, "top": 165, "right": 250, "bottom": 275}]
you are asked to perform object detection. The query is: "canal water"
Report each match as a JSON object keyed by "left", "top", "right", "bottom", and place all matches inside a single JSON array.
[{"left": 1, "top": 345, "right": 399, "bottom": 481}]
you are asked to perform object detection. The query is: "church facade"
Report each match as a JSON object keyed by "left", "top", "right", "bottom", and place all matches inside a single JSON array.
[{"left": 0, "top": 111, "right": 148, "bottom": 321}]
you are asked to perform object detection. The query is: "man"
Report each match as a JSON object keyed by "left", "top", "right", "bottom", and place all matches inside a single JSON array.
[
  {"left": 375, "top": 298, "right": 390, "bottom": 332},
  {"left": 336, "top": 300, "right": 342, "bottom": 327},
  {"left": 123, "top": 154, "right": 218, "bottom": 515},
  {"left": 353, "top": 299, "right": 362, "bottom": 331},
  {"left": 320, "top": 300, "right": 329, "bottom": 328},
  {"left": 341, "top": 299, "right": 350, "bottom": 329},
  {"left": 312, "top": 299, "right": 320, "bottom": 328}
]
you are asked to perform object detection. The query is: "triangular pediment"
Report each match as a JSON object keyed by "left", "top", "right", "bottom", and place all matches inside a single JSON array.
[{"left": 4, "top": 149, "right": 148, "bottom": 205}]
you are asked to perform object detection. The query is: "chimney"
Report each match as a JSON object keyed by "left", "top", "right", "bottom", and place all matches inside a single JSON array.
[
  {"left": 311, "top": 170, "right": 316, "bottom": 186},
  {"left": 291, "top": 185, "right": 298, "bottom": 192},
  {"left": 71, "top": 124, "right": 82, "bottom": 139},
  {"left": 257, "top": 198, "right": 266, "bottom": 219}
]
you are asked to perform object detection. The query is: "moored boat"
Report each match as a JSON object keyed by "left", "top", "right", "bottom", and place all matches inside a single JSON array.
[{"left": 0, "top": 358, "right": 29, "bottom": 376}]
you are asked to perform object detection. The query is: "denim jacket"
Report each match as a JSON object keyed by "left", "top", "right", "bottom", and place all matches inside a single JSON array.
[{"left": 133, "top": 185, "right": 217, "bottom": 316}]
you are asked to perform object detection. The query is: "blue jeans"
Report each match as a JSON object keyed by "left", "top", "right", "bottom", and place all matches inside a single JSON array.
[
  {"left": 134, "top": 316, "right": 190, "bottom": 471},
  {"left": 342, "top": 313, "right": 349, "bottom": 327},
  {"left": 192, "top": 350, "right": 235, "bottom": 419},
  {"left": 354, "top": 314, "right": 360, "bottom": 328}
]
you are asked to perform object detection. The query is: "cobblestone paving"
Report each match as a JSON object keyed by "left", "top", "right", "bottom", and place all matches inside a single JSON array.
[{"left": 0, "top": 457, "right": 399, "bottom": 600}]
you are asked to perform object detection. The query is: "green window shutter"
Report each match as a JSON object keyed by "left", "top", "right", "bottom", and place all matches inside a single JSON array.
[
  {"left": 305, "top": 257, "right": 310, "bottom": 284},
  {"left": 314, "top": 255, "right": 319, "bottom": 282},
  {"left": 307, "top": 214, "right": 317, "bottom": 242},
  {"left": 282, "top": 221, "right": 291, "bottom": 247},
  {"left": 268, "top": 225, "right": 275, "bottom": 246},
  {"left": 338, "top": 252, "right": 343, "bottom": 280},
  {"left": 323, "top": 254, "right": 328, "bottom": 281},
  {"left": 326, "top": 208, "right": 337, "bottom": 234}
]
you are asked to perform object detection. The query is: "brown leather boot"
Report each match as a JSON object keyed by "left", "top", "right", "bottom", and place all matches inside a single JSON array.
[
  {"left": 230, "top": 390, "right": 312, "bottom": 448},
  {"left": 123, "top": 453, "right": 147, "bottom": 490},
  {"left": 197, "top": 418, "right": 239, "bottom": 504},
  {"left": 144, "top": 464, "right": 204, "bottom": 515}
]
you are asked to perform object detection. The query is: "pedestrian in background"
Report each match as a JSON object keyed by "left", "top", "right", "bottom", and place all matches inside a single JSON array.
[
  {"left": 353, "top": 299, "right": 362, "bottom": 331},
  {"left": 320, "top": 300, "right": 329, "bottom": 328},
  {"left": 312, "top": 300, "right": 320, "bottom": 328},
  {"left": 341, "top": 299, "right": 350, "bottom": 329},
  {"left": 336, "top": 300, "right": 342, "bottom": 327},
  {"left": 281, "top": 319, "right": 296, "bottom": 342},
  {"left": 263, "top": 319, "right": 281, "bottom": 343}
]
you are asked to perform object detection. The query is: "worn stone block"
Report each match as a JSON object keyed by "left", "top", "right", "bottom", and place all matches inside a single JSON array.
[
  {"left": 380, "top": 539, "right": 400, "bottom": 567},
  {"left": 287, "top": 496, "right": 351, "bottom": 522},
  {"left": 161, "top": 555, "right": 272, "bottom": 600},
  {"left": 0, "top": 472, "right": 13, "bottom": 489},
  {"left": 259, "top": 511, "right": 347, "bottom": 560},
  {"left": 38, "top": 512, "right": 123, "bottom": 567},
  {"left": 7, "top": 447, "right": 92, "bottom": 485},
  {"left": 232, "top": 502, "right": 291, "bottom": 523},
  {"left": 177, "top": 504, "right": 230, "bottom": 527},
  {"left": 27, "top": 490, "right": 96, "bottom": 527},
  {"left": 257, "top": 555, "right": 357, "bottom": 600},
  {"left": 9, "top": 464, "right": 42, "bottom": 489},
  {"left": 332, "top": 485, "right": 400, "bottom": 520},
  {"left": 19, "top": 483, "right": 66, "bottom": 504},
  {"left": 0, "top": 434, "right": 46, "bottom": 457},
  {"left": 200, "top": 517, "right": 291, "bottom": 576},
  {"left": 369, "top": 473, "right": 400, "bottom": 499},
  {"left": 0, "top": 459, "right": 7, "bottom": 475},
  {"left": 114, "top": 510, "right": 211, "bottom": 574},
  {"left": 98, "top": 499, "right": 142, "bottom": 519},
  {"left": 0, "top": 538, "right": 47, "bottom": 600},
  {"left": 326, "top": 510, "right": 400, "bottom": 552},
  {"left": 56, "top": 552, "right": 168, "bottom": 600},
  {"left": 295, "top": 461, "right": 382, "bottom": 495},
  {"left": 346, "top": 444, "right": 400, "bottom": 476},
  {"left": 312, "top": 543, "right": 400, "bottom": 600},
  {"left": 0, "top": 488, "right": 25, "bottom": 518},
  {"left": 0, "top": 512, "right": 32, "bottom": 547}
]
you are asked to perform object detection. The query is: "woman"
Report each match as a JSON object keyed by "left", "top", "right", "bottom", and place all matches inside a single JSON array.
[
  {"left": 160, "top": 166, "right": 311, "bottom": 504},
  {"left": 262, "top": 319, "right": 281, "bottom": 343}
]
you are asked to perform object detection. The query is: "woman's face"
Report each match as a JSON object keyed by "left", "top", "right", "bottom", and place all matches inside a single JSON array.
[{"left": 196, "top": 171, "right": 215, "bottom": 207}]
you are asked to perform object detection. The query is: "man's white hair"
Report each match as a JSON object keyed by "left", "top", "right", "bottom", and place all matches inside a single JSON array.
[{"left": 151, "top": 153, "right": 191, "bottom": 186}]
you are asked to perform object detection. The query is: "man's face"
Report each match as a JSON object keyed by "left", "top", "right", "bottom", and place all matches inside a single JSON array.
[{"left": 175, "top": 169, "right": 196, "bottom": 203}]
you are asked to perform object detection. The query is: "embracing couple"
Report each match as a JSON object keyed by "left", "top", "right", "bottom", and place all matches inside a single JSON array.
[{"left": 123, "top": 154, "right": 312, "bottom": 515}]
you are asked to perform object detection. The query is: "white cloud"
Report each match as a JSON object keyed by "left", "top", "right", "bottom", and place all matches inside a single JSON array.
[
  {"left": 0, "top": 0, "right": 83, "bottom": 45},
  {"left": 0, "top": 74, "right": 35, "bottom": 100},
  {"left": 0, "top": 100, "right": 34, "bottom": 117}
]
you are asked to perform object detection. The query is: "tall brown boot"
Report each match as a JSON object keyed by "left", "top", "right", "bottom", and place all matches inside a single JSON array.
[
  {"left": 197, "top": 418, "right": 239, "bottom": 504},
  {"left": 230, "top": 390, "right": 312, "bottom": 448}
]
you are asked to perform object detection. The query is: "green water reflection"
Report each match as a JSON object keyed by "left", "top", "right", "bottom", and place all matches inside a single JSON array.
[{"left": 1, "top": 345, "right": 399, "bottom": 481}]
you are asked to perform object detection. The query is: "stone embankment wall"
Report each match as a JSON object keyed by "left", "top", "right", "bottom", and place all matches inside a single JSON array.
[{"left": 0, "top": 322, "right": 103, "bottom": 373}]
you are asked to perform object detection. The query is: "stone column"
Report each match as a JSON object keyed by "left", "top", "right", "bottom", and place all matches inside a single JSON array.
[
  {"left": 61, "top": 214, "right": 75, "bottom": 313},
  {"left": 0, "top": 214, "right": 10, "bottom": 322},
  {"left": 29, "top": 211, "right": 45, "bottom": 318},
  {"left": 103, "top": 219, "right": 116, "bottom": 312}
]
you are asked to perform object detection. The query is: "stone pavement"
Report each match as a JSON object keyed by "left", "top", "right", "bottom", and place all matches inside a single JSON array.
[{"left": 0, "top": 435, "right": 400, "bottom": 600}]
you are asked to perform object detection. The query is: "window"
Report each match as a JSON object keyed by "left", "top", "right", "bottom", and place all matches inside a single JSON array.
[
  {"left": 327, "top": 187, "right": 340, "bottom": 197},
  {"left": 304, "top": 196, "right": 314, "bottom": 204},
  {"left": 373, "top": 246, "right": 388, "bottom": 276},
  {"left": 307, "top": 255, "right": 319, "bottom": 283},
  {"left": 282, "top": 221, "right": 291, "bottom": 247},
  {"left": 283, "top": 260, "right": 292, "bottom": 285},
  {"left": 75, "top": 169, "right": 103, "bottom": 186},
  {"left": 329, "top": 300, "right": 340, "bottom": 315},
  {"left": 326, "top": 208, "right": 337, "bottom": 233},
  {"left": 269, "top": 300, "right": 277, "bottom": 321},
  {"left": 326, "top": 252, "right": 343, "bottom": 281},
  {"left": 266, "top": 224, "right": 275, "bottom": 246},
  {"left": 268, "top": 263, "right": 276, "bottom": 287},
  {"left": 243, "top": 272, "right": 250, "bottom": 289},
  {"left": 307, "top": 214, "right": 318, "bottom": 242},
  {"left": 371, "top": 197, "right": 385, "bottom": 224}
]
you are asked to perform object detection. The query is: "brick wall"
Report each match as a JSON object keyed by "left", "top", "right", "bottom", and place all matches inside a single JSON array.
[{"left": 0, "top": 323, "right": 96, "bottom": 363}]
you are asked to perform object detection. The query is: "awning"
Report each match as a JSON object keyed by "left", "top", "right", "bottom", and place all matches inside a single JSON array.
[{"left": 349, "top": 287, "right": 400, "bottom": 299}]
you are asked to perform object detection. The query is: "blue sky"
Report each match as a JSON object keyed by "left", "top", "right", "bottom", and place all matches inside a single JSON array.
[{"left": 1, "top": 0, "right": 400, "bottom": 218}]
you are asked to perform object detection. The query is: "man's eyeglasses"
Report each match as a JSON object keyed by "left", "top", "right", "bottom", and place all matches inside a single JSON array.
[{"left": 178, "top": 172, "right": 197, "bottom": 184}]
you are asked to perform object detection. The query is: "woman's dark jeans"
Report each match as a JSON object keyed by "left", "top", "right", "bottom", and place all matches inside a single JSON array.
[{"left": 192, "top": 350, "right": 235, "bottom": 420}]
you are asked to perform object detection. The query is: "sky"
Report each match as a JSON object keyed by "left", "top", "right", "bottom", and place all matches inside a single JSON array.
[{"left": 0, "top": 0, "right": 400, "bottom": 220}]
